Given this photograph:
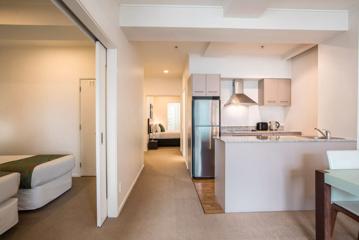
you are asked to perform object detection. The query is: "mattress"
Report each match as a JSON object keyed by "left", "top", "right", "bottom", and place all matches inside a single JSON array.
[
  {"left": 0, "top": 172, "right": 20, "bottom": 205},
  {"left": 0, "top": 198, "right": 18, "bottom": 235},
  {"left": 18, "top": 171, "right": 72, "bottom": 210},
  {"left": 0, "top": 155, "right": 75, "bottom": 188},
  {"left": 150, "top": 131, "right": 180, "bottom": 139}
]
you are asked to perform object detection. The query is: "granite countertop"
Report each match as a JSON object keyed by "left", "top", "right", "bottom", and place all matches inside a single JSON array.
[{"left": 216, "top": 135, "right": 356, "bottom": 143}]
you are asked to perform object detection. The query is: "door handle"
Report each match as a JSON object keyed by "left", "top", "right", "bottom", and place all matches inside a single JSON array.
[{"left": 101, "top": 133, "right": 104, "bottom": 144}]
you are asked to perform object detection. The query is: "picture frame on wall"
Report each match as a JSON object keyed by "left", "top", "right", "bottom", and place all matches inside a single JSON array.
[{"left": 150, "top": 104, "right": 153, "bottom": 119}]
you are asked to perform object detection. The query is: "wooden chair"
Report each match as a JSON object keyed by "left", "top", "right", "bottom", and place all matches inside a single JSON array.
[{"left": 327, "top": 150, "right": 359, "bottom": 239}]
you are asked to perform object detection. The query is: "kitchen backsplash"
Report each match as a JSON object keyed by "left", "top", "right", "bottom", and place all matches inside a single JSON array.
[{"left": 221, "top": 79, "right": 287, "bottom": 126}]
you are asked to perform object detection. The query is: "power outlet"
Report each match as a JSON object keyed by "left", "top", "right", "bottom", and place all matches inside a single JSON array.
[{"left": 118, "top": 182, "right": 122, "bottom": 193}]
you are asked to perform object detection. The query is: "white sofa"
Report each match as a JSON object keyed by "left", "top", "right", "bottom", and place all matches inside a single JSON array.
[{"left": 0, "top": 172, "right": 20, "bottom": 235}]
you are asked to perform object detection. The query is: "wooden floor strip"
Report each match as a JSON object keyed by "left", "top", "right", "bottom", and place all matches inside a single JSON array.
[{"left": 193, "top": 179, "right": 224, "bottom": 214}]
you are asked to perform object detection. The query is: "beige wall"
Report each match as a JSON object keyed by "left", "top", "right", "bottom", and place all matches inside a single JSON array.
[
  {"left": 285, "top": 47, "right": 318, "bottom": 135},
  {"left": 151, "top": 96, "right": 181, "bottom": 129},
  {"left": 117, "top": 29, "right": 144, "bottom": 210},
  {"left": 0, "top": 45, "right": 95, "bottom": 176},
  {"left": 318, "top": 7, "right": 358, "bottom": 140},
  {"left": 144, "top": 77, "right": 182, "bottom": 96}
]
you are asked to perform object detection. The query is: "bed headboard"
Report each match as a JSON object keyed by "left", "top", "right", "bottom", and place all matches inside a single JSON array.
[{"left": 147, "top": 118, "right": 151, "bottom": 134}]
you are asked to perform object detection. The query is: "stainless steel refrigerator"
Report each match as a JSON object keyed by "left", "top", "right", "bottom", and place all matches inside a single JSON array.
[{"left": 191, "top": 97, "right": 220, "bottom": 178}]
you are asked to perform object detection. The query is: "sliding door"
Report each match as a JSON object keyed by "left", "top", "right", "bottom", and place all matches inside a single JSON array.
[{"left": 96, "top": 41, "right": 107, "bottom": 227}]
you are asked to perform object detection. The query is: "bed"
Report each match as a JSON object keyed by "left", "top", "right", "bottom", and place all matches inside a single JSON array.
[
  {"left": 148, "top": 119, "right": 180, "bottom": 147},
  {"left": 0, "top": 155, "right": 75, "bottom": 210},
  {"left": 0, "top": 172, "right": 20, "bottom": 235},
  {"left": 150, "top": 131, "right": 180, "bottom": 147}
]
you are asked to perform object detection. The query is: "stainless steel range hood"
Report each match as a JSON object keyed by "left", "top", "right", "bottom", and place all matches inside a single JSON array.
[{"left": 224, "top": 79, "right": 257, "bottom": 106}]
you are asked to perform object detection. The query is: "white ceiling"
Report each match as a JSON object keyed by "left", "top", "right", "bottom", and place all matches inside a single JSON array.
[
  {"left": 135, "top": 41, "right": 314, "bottom": 78},
  {"left": 134, "top": 41, "right": 207, "bottom": 78},
  {"left": 203, "top": 43, "right": 309, "bottom": 58},
  {"left": 120, "top": 0, "right": 357, "bottom": 10}
]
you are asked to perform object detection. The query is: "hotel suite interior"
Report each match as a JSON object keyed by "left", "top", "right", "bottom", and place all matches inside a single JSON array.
[{"left": 1, "top": 0, "right": 359, "bottom": 240}]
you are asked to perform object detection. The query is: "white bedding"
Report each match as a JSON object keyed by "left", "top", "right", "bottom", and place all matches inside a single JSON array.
[
  {"left": 0, "top": 155, "right": 75, "bottom": 188},
  {"left": 0, "top": 198, "right": 18, "bottom": 235},
  {"left": 0, "top": 173, "right": 20, "bottom": 205},
  {"left": 150, "top": 131, "right": 180, "bottom": 139},
  {"left": 18, "top": 171, "right": 72, "bottom": 210}
]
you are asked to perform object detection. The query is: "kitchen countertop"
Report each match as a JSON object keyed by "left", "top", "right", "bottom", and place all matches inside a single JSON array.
[
  {"left": 215, "top": 135, "right": 356, "bottom": 143},
  {"left": 221, "top": 130, "right": 302, "bottom": 136}
]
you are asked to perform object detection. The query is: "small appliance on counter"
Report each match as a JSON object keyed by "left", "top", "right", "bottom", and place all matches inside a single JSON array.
[
  {"left": 269, "top": 121, "right": 281, "bottom": 131},
  {"left": 256, "top": 122, "right": 268, "bottom": 131}
]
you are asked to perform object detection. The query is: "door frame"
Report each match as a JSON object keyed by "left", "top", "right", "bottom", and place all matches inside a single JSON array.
[{"left": 53, "top": 0, "right": 119, "bottom": 223}]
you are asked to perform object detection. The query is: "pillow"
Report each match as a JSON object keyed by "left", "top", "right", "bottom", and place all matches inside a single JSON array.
[
  {"left": 155, "top": 124, "right": 161, "bottom": 133},
  {"left": 158, "top": 123, "right": 165, "bottom": 132},
  {"left": 151, "top": 124, "right": 157, "bottom": 133}
]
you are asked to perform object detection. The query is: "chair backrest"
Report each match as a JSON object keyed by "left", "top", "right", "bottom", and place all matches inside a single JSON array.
[{"left": 327, "top": 150, "right": 359, "bottom": 170}]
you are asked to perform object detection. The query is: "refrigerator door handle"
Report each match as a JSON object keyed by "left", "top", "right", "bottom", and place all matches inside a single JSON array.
[{"left": 209, "top": 131, "right": 212, "bottom": 150}]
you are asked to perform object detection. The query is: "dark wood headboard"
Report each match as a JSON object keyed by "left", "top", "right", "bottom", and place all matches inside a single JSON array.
[{"left": 147, "top": 118, "right": 151, "bottom": 134}]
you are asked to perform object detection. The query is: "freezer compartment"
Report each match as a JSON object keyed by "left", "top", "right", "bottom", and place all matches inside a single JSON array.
[{"left": 193, "top": 98, "right": 220, "bottom": 127}]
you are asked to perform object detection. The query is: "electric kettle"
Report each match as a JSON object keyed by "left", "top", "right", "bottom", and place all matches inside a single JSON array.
[{"left": 269, "top": 121, "right": 280, "bottom": 131}]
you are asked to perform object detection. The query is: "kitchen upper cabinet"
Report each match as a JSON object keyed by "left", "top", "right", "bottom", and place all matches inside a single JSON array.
[
  {"left": 191, "top": 74, "right": 220, "bottom": 97},
  {"left": 258, "top": 79, "right": 291, "bottom": 106},
  {"left": 205, "top": 74, "right": 221, "bottom": 96},
  {"left": 192, "top": 74, "right": 206, "bottom": 96}
]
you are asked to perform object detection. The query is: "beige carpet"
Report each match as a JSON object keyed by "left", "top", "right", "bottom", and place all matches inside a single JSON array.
[{"left": 2, "top": 147, "right": 358, "bottom": 239}]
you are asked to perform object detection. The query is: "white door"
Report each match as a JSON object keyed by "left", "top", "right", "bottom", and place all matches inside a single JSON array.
[
  {"left": 80, "top": 79, "right": 96, "bottom": 176},
  {"left": 96, "top": 41, "right": 107, "bottom": 227}
]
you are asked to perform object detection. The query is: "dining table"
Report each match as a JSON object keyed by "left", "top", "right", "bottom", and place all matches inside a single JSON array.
[{"left": 315, "top": 169, "right": 359, "bottom": 239}]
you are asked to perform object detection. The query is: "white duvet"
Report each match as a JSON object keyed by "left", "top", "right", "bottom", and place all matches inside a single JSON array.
[
  {"left": 0, "top": 173, "right": 20, "bottom": 204},
  {"left": 0, "top": 155, "right": 75, "bottom": 189}
]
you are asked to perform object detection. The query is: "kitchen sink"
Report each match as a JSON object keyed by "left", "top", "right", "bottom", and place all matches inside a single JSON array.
[{"left": 301, "top": 136, "right": 344, "bottom": 140}]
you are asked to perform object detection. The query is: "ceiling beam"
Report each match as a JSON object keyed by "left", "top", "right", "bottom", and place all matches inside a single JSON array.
[
  {"left": 282, "top": 44, "right": 317, "bottom": 60},
  {"left": 119, "top": 5, "right": 348, "bottom": 31},
  {"left": 223, "top": 0, "right": 271, "bottom": 18}
]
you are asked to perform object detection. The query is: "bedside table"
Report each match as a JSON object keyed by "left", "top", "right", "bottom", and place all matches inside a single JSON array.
[{"left": 148, "top": 139, "right": 158, "bottom": 150}]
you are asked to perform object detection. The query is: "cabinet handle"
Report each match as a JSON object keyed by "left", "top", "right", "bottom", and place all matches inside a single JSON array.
[
  {"left": 207, "top": 91, "right": 218, "bottom": 93},
  {"left": 280, "top": 101, "right": 289, "bottom": 103},
  {"left": 194, "top": 91, "right": 204, "bottom": 93},
  {"left": 267, "top": 100, "right": 276, "bottom": 103}
]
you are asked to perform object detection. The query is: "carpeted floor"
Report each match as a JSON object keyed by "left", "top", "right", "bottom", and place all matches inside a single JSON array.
[{"left": 2, "top": 147, "right": 358, "bottom": 239}]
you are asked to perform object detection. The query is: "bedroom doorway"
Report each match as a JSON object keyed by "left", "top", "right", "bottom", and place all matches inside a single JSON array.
[
  {"left": 80, "top": 78, "right": 96, "bottom": 176},
  {"left": 146, "top": 95, "right": 182, "bottom": 150}
]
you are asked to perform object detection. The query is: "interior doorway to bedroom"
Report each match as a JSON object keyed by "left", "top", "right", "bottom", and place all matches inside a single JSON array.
[{"left": 146, "top": 95, "right": 182, "bottom": 151}]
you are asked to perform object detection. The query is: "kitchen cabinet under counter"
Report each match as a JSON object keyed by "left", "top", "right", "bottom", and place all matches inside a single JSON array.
[{"left": 214, "top": 136, "right": 356, "bottom": 213}]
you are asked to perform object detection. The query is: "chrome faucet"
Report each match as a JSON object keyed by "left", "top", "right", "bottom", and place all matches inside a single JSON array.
[{"left": 314, "top": 128, "right": 331, "bottom": 139}]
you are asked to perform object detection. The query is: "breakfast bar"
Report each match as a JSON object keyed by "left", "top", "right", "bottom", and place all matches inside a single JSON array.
[{"left": 214, "top": 136, "right": 356, "bottom": 213}]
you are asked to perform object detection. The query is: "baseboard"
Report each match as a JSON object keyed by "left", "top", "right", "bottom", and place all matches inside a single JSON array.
[{"left": 118, "top": 164, "right": 144, "bottom": 214}]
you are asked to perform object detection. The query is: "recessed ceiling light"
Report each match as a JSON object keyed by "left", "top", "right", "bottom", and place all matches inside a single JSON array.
[{"left": 163, "top": 70, "right": 169, "bottom": 74}]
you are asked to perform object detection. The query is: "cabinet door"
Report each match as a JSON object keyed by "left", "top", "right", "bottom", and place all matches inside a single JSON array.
[
  {"left": 277, "top": 79, "right": 291, "bottom": 106},
  {"left": 206, "top": 74, "right": 220, "bottom": 96},
  {"left": 263, "top": 79, "right": 278, "bottom": 105},
  {"left": 192, "top": 74, "right": 206, "bottom": 96}
]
